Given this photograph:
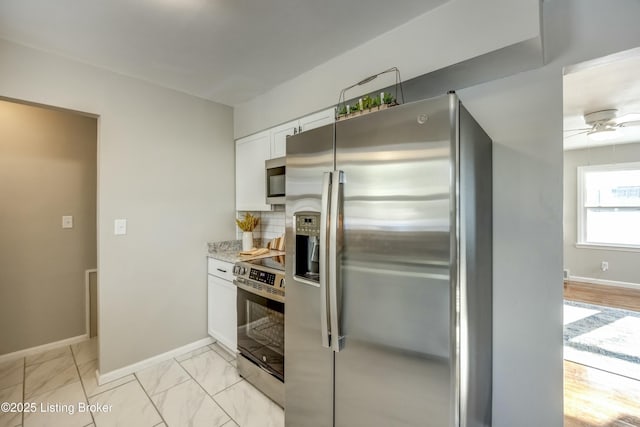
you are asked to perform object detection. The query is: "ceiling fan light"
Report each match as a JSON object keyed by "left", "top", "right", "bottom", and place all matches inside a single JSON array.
[
  {"left": 584, "top": 109, "right": 618, "bottom": 125},
  {"left": 587, "top": 128, "right": 618, "bottom": 141},
  {"left": 615, "top": 113, "right": 640, "bottom": 124}
]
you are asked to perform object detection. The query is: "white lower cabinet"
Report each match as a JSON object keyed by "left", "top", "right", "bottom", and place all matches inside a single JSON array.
[{"left": 207, "top": 259, "right": 237, "bottom": 352}]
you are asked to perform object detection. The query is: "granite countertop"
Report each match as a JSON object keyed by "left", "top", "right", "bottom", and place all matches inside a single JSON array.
[{"left": 207, "top": 239, "right": 285, "bottom": 264}]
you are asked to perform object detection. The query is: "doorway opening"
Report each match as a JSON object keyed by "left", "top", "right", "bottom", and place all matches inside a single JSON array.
[
  {"left": 0, "top": 97, "right": 99, "bottom": 383},
  {"left": 562, "top": 47, "right": 640, "bottom": 426}
]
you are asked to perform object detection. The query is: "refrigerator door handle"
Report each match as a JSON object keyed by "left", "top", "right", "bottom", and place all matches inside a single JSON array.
[
  {"left": 319, "top": 171, "right": 332, "bottom": 348},
  {"left": 329, "top": 170, "right": 345, "bottom": 352}
]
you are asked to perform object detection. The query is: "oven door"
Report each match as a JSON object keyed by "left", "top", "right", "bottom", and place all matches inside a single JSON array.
[{"left": 236, "top": 286, "right": 285, "bottom": 382}]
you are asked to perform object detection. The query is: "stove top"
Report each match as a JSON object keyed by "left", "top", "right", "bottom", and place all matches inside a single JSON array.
[{"left": 244, "top": 255, "right": 285, "bottom": 271}]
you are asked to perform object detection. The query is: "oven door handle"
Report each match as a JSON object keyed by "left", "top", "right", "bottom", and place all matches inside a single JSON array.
[
  {"left": 319, "top": 171, "right": 332, "bottom": 349},
  {"left": 233, "top": 279, "right": 283, "bottom": 303}
]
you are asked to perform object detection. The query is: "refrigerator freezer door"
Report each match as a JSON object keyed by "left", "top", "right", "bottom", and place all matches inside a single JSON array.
[
  {"left": 285, "top": 125, "right": 335, "bottom": 427},
  {"left": 334, "top": 96, "right": 455, "bottom": 426}
]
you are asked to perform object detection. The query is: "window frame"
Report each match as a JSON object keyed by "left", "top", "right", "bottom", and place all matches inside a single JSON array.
[{"left": 576, "top": 161, "right": 640, "bottom": 252}]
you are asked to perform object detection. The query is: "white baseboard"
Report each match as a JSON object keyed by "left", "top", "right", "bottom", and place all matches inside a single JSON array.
[
  {"left": 97, "top": 336, "right": 214, "bottom": 385},
  {"left": 568, "top": 275, "right": 640, "bottom": 290},
  {"left": 0, "top": 334, "right": 89, "bottom": 364},
  {"left": 208, "top": 329, "right": 236, "bottom": 355}
]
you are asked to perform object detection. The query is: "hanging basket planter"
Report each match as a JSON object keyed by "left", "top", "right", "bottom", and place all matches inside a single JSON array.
[
  {"left": 336, "top": 98, "right": 399, "bottom": 121},
  {"left": 335, "top": 67, "right": 404, "bottom": 121}
]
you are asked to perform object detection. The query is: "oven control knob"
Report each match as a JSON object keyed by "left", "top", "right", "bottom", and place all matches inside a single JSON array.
[
  {"left": 280, "top": 278, "right": 285, "bottom": 288},
  {"left": 241, "top": 267, "right": 247, "bottom": 275},
  {"left": 233, "top": 266, "right": 239, "bottom": 275}
]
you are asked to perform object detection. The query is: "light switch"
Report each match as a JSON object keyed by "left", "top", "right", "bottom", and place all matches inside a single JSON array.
[
  {"left": 114, "top": 219, "right": 127, "bottom": 235},
  {"left": 62, "top": 215, "right": 73, "bottom": 229}
]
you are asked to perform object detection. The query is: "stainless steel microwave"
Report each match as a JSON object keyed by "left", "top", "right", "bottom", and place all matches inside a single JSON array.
[{"left": 265, "top": 157, "right": 285, "bottom": 205}]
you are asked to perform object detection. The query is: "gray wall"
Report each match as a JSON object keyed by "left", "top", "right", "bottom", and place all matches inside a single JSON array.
[
  {"left": 0, "top": 100, "right": 97, "bottom": 354},
  {"left": 564, "top": 142, "right": 640, "bottom": 284},
  {"left": 0, "top": 38, "right": 236, "bottom": 374},
  {"left": 234, "top": 0, "right": 540, "bottom": 138},
  {"left": 458, "top": 3, "right": 640, "bottom": 423}
]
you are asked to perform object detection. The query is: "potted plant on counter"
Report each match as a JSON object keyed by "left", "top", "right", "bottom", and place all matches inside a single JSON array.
[{"left": 236, "top": 212, "right": 259, "bottom": 251}]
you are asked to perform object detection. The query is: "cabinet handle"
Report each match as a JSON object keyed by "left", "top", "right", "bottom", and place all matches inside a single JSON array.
[{"left": 217, "top": 268, "right": 227, "bottom": 273}]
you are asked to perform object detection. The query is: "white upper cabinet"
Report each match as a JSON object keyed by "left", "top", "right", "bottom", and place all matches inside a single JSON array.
[
  {"left": 234, "top": 108, "right": 336, "bottom": 210},
  {"left": 235, "top": 130, "right": 271, "bottom": 211},
  {"left": 269, "top": 108, "right": 336, "bottom": 159},
  {"left": 269, "top": 120, "right": 298, "bottom": 159},
  {"left": 299, "top": 107, "right": 335, "bottom": 132}
]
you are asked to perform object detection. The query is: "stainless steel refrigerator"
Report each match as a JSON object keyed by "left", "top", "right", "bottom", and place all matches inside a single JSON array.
[{"left": 284, "top": 93, "right": 492, "bottom": 427}]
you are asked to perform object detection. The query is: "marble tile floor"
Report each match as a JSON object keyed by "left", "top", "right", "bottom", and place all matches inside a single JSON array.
[{"left": 0, "top": 340, "right": 283, "bottom": 427}]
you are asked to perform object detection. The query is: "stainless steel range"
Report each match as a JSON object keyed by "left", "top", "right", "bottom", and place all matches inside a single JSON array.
[{"left": 233, "top": 255, "right": 285, "bottom": 407}]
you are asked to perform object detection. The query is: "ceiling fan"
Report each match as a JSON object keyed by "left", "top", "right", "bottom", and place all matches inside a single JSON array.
[{"left": 564, "top": 109, "right": 640, "bottom": 140}]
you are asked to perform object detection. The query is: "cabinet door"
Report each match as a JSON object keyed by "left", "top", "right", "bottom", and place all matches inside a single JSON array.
[
  {"left": 269, "top": 120, "right": 298, "bottom": 159},
  {"left": 207, "top": 275, "right": 237, "bottom": 352},
  {"left": 235, "top": 131, "right": 271, "bottom": 211},
  {"left": 299, "top": 107, "right": 335, "bottom": 132}
]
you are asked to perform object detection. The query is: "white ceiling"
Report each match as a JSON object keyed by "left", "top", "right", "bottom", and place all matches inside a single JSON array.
[
  {"left": 563, "top": 48, "right": 640, "bottom": 151},
  {"left": 0, "top": 0, "right": 449, "bottom": 106}
]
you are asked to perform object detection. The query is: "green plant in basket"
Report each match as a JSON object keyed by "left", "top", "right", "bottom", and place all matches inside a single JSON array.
[
  {"left": 338, "top": 105, "right": 348, "bottom": 116},
  {"left": 371, "top": 96, "right": 381, "bottom": 108},
  {"left": 383, "top": 92, "right": 395, "bottom": 105},
  {"left": 350, "top": 104, "right": 360, "bottom": 113},
  {"left": 362, "top": 95, "right": 372, "bottom": 109},
  {"left": 235, "top": 212, "right": 259, "bottom": 232}
]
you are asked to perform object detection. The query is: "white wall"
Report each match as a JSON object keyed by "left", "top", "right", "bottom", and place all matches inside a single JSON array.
[
  {"left": 233, "top": 0, "right": 541, "bottom": 138},
  {"left": 0, "top": 38, "right": 235, "bottom": 373},
  {"left": 563, "top": 142, "right": 640, "bottom": 284},
  {"left": 238, "top": 1, "right": 640, "bottom": 426}
]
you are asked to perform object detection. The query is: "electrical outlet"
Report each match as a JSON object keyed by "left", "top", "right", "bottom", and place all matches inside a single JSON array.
[{"left": 601, "top": 261, "right": 609, "bottom": 272}]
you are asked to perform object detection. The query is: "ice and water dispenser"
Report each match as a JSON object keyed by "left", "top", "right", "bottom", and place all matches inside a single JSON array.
[{"left": 294, "top": 212, "right": 320, "bottom": 283}]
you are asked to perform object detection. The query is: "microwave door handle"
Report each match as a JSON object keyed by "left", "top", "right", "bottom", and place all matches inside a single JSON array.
[
  {"left": 319, "top": 171, "right": 332, "bottom": 349},
  {"left": 329, "top": 170, "right": 344, "bottom": 352}
]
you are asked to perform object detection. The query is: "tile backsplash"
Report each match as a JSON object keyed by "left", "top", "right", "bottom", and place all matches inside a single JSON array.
[{"left": 236, "top": 207, "right": 285, "bottom": 244}]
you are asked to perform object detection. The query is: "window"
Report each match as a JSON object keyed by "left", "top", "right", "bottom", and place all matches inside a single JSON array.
[{"left": 577, "top": 162, "right": 640, "bottom": 249}]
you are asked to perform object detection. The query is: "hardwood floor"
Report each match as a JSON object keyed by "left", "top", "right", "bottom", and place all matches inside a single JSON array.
[
  {"left": 564, "top": 282, "right": 640, "bottom": 427},
  {"left": 564, "top": 280, "right": 640, "bottom": 312},
  {"left": 565, "top": 360, "right": 640, "bottom": 426}
]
